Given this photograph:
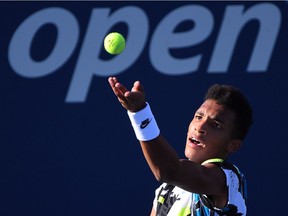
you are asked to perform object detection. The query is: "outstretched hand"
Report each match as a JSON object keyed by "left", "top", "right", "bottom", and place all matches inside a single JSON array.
[{"left": 108, "top": 77, "right": 147, "bottom": 112}]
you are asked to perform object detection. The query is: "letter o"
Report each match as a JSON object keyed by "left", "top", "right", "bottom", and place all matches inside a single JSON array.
[{"left": 8, "top": 7, "right": 79, "bottom": 78}]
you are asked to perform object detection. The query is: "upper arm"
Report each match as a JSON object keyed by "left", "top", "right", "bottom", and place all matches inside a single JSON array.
[
  {"left": 168, "top": 160, "right": 227, "bottom": 196},
  {"left": 150, "top": 207, "right": 156, "bottom": 216}
]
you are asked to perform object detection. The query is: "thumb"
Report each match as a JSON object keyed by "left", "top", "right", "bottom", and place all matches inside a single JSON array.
[{"left": 132, "top": 81, "right": 144, "bottom": 93}]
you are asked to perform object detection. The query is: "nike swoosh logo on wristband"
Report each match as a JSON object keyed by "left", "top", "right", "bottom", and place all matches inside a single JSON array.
[{"left": 140, "top": 118, "right": 152, "bottom": 129}]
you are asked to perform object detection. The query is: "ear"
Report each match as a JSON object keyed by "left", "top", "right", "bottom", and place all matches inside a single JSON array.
[{"left": 227, "top": 139, "right": 242, "bottom": 153}]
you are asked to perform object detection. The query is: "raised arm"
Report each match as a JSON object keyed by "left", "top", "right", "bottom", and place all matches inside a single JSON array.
[
  {"left": 108, "top": 77, "right": 227, "bottom": 197},
  {"left": 108, "top": 77, "right": 180, "bottom": 180}
]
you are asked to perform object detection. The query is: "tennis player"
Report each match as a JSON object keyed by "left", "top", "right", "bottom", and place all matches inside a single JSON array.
[{"left": 108, "top": 77, "right": 253, "bottom": 216}]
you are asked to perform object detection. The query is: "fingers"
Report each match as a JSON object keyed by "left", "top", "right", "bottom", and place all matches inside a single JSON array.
[
  {"left": 109, "top": 77, "right": 142, "bottom": 98},
  {"left": 108, "top": 77, "right": 127, "bottom": 99},
  {"left": 115, "top": 82, "right": 128, "bottom": 95},
  {"left": 108, "top": 77, "right": 146, "bottom": 112},
  {"left": 108, "top": 76, "right": 116, "bottom": 85},
  {"left": 124, "top": 81, "right": 144, "bottom": 99}
]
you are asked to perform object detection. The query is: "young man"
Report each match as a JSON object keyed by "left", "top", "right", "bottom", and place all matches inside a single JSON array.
[{"left": 108, "top": 77, "right": 253, "bottom": 216}]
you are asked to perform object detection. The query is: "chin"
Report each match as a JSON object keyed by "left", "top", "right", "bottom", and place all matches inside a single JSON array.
[
  {"left": 185, "top": 149, "right": 203, "bottom": 163},
  {"left": 184, "top": 149, "right": 195, "bottom": 160}
]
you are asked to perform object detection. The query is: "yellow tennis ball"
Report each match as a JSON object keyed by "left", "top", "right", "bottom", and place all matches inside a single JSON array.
[{"left": 104, "top": 32, "right": 126, "bottom": 55}]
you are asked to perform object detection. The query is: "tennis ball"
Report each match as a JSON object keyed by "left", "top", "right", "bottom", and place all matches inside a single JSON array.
[{"left": 104, "top": 32, "right": 126, "bottom": 55}]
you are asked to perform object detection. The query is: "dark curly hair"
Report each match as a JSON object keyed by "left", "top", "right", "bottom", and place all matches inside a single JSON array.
[{"left": 204, "top": 84, "right": 253, "bottom": 140}]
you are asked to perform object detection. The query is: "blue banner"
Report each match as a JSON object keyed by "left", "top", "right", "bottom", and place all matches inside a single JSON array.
[{"left": 1, "top": 1, "right": 287, "bottom": 215}]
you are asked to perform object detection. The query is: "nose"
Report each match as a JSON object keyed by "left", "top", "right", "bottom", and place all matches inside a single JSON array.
[{"left": 194, "top": 121, "right": 207, "bottom": 135}]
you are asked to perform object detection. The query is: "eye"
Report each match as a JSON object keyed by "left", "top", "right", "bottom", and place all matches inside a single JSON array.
[
  {"left": 194, "top": 115, "right": 202, "bottom": 120},
  {"left": 212, "top": 121, "right": 222, "bottom": 129}
]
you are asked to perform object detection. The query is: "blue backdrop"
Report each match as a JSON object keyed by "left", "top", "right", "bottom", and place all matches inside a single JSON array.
[{"left": 1, "top": 1, "right": 287, "bottom": 215}]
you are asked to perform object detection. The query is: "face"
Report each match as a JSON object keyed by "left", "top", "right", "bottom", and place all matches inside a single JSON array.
[{"left": 185, "top": 99, "right": 241, "bottom": 164}]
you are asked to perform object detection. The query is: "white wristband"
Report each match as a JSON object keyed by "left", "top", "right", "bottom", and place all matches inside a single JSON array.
[{"left": 127, "top": 103, "right": 160, "bottom": 141}]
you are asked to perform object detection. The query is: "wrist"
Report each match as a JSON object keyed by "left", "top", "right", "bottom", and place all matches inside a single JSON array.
[
  {"left": 127, "top": 103, "right": 160, "bottom": 141},
  {"left": 129, "top": 102, "right": 147, "bottom": 113}
]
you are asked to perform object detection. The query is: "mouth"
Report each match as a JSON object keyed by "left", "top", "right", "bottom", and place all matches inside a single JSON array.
[{"left": 188, "top": 137, "right": 204, "bottom": 147}]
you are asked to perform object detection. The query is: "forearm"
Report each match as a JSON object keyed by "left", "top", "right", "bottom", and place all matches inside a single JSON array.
[
  {"left": 127, "top": 102, "right": 182, "bottom": 183},
  {"left": 139, "top": 135, "right": 182, "bottom": 183}
]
